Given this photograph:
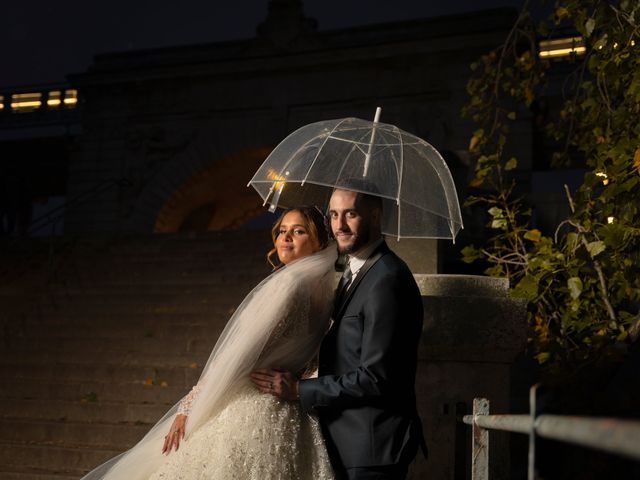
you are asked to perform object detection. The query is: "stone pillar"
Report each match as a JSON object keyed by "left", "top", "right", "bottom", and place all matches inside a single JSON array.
[
  {"left": 410, "top": 274, "right": 527, "bottom": 480},
  {"left": 386, "top": 237, "right": 439, "bottom": 274}
]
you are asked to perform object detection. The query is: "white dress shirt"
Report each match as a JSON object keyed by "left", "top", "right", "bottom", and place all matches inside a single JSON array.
[{"left": 345, "top": 237, "right": 384, "bottom": 289}]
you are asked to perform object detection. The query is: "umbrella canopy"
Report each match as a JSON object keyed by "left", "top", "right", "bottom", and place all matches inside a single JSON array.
[{"left": 248, "top": 109, "right": 463, "bottom": 241}]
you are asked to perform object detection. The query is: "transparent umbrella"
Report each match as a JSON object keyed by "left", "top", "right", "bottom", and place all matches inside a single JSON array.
[{"left": 248, "top": 108, "right": 463, "bottom": 241}]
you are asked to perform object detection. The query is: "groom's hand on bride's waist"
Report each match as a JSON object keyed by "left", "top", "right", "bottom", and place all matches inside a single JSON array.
[{"left": 250, "top": 368, "right": 299, "bottom": 401}]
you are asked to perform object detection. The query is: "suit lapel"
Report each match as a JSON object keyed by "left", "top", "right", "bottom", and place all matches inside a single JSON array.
[{"left": 333, "top": 241, "right": 390, "bottom": 320}]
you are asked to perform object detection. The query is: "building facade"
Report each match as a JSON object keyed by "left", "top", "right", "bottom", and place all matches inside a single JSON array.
[{"left": 63, "top": 4, "right": 521, "bottom": 236}]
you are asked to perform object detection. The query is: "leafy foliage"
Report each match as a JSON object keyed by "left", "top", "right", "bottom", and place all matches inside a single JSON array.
[{"left": 462, "top": 0, "right": 640, "bottom": 375}]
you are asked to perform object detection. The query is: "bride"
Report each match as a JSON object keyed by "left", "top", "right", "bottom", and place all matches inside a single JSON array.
[{"left": 81, "top": 206, "right": 337, "bottom": 480}]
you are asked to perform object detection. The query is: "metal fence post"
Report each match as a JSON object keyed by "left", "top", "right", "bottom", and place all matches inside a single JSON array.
[
  {"left": 528, "top": 385, "right": 538, "bottom": 480},
  {"left": 472, "top": 398, "right": 489, "bottom": 480}
]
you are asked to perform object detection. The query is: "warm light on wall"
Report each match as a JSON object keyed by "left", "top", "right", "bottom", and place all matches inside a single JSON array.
[
  {"left": 63, "top": 89, "right": 78, "bottom": 106},
  {"left": 47, "top": 90, "right": 62, "bottom": 107},
  {"left": 539, "top": 36, "right": 586, "bottom": 58},
  {"left": 10, "top": 92, "right": 42, "bottom": 112}
]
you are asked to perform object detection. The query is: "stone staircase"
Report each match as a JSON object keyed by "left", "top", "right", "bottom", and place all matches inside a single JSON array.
[{"left": 0, "top": 231, "right": 272, "bottom": 479}]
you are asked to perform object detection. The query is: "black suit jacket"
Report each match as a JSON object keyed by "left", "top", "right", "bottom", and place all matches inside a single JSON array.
[{"left": 299, "top": 241, "right": 425, "bottom": 469}]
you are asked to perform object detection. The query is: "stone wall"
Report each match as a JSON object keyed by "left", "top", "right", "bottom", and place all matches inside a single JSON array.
[
  {"left": 412, "top": 274, "right": 527, "bottom": 479},
  {"left": 64, "top": 8, "right": 522, "bottom": 235}
]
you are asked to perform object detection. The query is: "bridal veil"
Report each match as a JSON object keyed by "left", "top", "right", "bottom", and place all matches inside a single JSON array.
[{"left": 81, "top": 246, "right": 337, "bottom": 480}]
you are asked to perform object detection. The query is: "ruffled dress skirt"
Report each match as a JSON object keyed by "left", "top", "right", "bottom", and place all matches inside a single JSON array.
[{"left": 148, "top": 382, "right": 334, "bottom": 480}]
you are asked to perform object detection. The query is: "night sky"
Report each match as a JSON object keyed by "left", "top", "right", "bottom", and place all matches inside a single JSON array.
[{"left": 2, "top": 0, "right": 526, "bottom": 89}]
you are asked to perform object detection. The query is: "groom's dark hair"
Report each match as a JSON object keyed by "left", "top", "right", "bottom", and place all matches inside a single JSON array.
[{"left": 334, "top": 177, "right": 383, "bottom": 214}]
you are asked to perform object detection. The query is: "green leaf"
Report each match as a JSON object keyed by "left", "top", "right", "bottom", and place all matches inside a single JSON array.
[
  {"left": 535, "top": 351, "right": 551, "bottom": 364},
  {"left": 491, "top": 218, "right": 507, "bottom": 229},
  {"left": 505, "top": 157, "right": 518, "bottom": 171},
  {"left": 507, "top": 111, "right": 517, "bottom": 120},
  {"left": 586, "top": 241, "right": 606, "bottom": 257},
  {"left": 461, "top": 245, "right": 480, "bottom": 264},
  {"left": 568, "top": 277, "right": 583, "bottom": 300},
  {"left": 488, "top": 207, "right": 503, "bottom": 217},
  {"left": 585, "top": 18, "right": 595, "bottom": 37},
  {"left": 514, "top": 274, "right": 539, "bottom": 300},
  {"left": 600, "top": 224, "right": 625, "bottom": 249},
  {"left": 524, "top": 229, "right": 542, "bottom": 242},
  {"left": 566, "top": 232, "right": 579, "bottom": 251},
  {"left": 555, "top": 6, "right": 569, "bottom": 20}
]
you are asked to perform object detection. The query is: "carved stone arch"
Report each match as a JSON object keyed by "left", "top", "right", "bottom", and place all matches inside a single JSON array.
[
  {"left": 155, "top": 147, "right": 272, "bottom": 232},
  {"left": 127, "top": 135, "right": 272, "bottom": 233}
]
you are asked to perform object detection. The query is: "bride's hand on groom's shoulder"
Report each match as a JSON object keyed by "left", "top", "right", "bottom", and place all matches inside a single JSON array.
[
  {"left": 250, "top": 368, "right": 299, "bottom": 401},
  {"left": 162, "top": 414, "right": 187, "bottom": 454}
]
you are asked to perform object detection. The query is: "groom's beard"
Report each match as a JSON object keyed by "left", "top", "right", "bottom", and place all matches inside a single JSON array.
[{"left": 335, "top": 224, "right": 371, "bottom": 254}]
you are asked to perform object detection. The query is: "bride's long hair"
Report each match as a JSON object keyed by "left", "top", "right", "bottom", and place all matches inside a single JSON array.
[{"left": 267, "top": 206, "right": 330, "bottom": 268}]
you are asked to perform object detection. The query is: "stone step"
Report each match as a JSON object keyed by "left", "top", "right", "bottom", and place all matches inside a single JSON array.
[
  {"left": 0, "top": 362, "right": 201, "bottom": 388},
  {"left": 15, "top": 296, "right": 236, "bottom": 310},
  {"left": 0, "top": 347, "right": 210, "bottom": 372},
  {"left": 0, "top": 342, "right": 211, "bottom": 367},
  {"left": 2, "top": 283, "right": 256, "bottom": 296},
  {"left": 0, "top": 398, "right": 170, "bottom": 424},
  {"left": 0, "top": 282, "right": 260, "bottom": 300},
  {"left": 45, "top": 248, "right": 268, "bottom": 264},
  {"left": 1, "top": 329, "right": 224, "bottom": 352},
  {"left": 0, "top": 231, "right": 277, "bottom": 478},
  {"left": 3, "top": 301, "right": 235, "bottom": 316},
  {"left": 1, "top": 378, "right": 188, "bottom": 405},
  {"left": 1, "top": 323, "right": 223, "bottom": 348},
  {"left": 414, "top": 274, "right": 509, "bottom": 297},
  {"left": 1, "top": 320, "right": 227, "bottom": 348},
  {"left": 31, "top": 268, "right": 261, "bottom": 280},
  {"left": 4, "top": 309, "right": 230, "bottom": 322},
  {"left": 53, "top": 262, "right": 266, "bottom": 277},
  {"left": 50, "top": 273, "right": 264, "bottom": 287},
  {"left": 0, "top": 231, "right": 270, "bottom": 252},
  {"left": 0, "top": 441, "right": 120, "bottom": 474},
  {"left": 1, "top": 324, "right": 223, "bottom": 346},
  {"left": 5, "top": 322, "right": 224, "bottom": 342},
  {"left": 0, "top": 466, "right": 81, "bottom": 480},
  {"left": 2, "top": 302, "right": 239, "bottom": 318},
  {"left": 1, "top": 259, "right": 267, "bottom": 281},
  {"left": 0, "top": 418, "right": 148, "bottom": 450},
  {"left": 0, "top": 349, "right": 212, "bottom": 373}
]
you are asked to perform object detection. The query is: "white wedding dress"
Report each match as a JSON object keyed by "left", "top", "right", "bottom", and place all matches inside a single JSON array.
[{"left": 81, "top": 247, "right": 337, "bottom": 480}]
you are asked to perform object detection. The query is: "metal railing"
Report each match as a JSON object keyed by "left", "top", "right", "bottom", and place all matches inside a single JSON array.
[
  {"left": 463, "top": 385, "right": 640, "bottom": 480},
  {"left": 1, "top": 177, "right": 131, "bottom": 283},
  {"left": 26, "top": 177, "right": 131, "bottom": 237}
]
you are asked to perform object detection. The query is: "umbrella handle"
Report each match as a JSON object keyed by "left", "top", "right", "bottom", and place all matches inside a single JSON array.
[
  {"left": 363, "top": 107, "right": 382, "bottom": 177},
  {"left": 268, "top": 183, "right": 284, "bottom": 212}
]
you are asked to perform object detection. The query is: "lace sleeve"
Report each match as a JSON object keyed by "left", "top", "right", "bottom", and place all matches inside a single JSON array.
[
  {"left": 177, "top": 385, "right": 201, "bottom": 416},
  {"left": 260, "top": 294, "right": 311, "bottom": 357}
]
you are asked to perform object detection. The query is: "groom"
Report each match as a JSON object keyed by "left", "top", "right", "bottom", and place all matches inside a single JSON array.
[{"left": 252, "top": 186, "right": 426, "bottom": 479}]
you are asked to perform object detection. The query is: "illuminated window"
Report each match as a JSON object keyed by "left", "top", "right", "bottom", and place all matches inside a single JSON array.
[
  {"left": 0, "top": 95, "right": 4, "bottom": 111},
  {"left": 11, "top": 92, "right": 42, "bottom": 112},
  {"left": 63, "top": 89, "right": 78, "bottom": 107},
  {"left": 47, "top": 90, "right": 62, "bottom": 108},
  {"left": 539, "top": 36, "right": 586, "bottom": 59}
]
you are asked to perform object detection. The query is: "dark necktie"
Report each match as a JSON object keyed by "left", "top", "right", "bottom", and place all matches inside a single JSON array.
[{"left": 334, "top": 263, "right": 353, "bottom": 313}]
